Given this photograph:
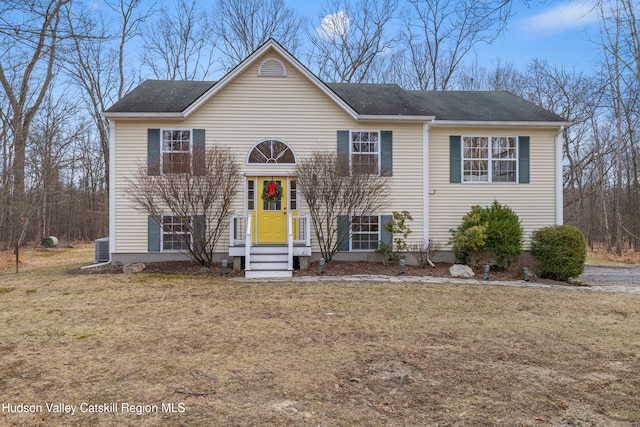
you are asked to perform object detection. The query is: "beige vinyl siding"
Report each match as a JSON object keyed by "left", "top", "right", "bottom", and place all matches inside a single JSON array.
[
  {"left": 428, "top": 126, "right": 559, "bottom": 250},
  {"left": 113, "top": 121, "right": 156, "bottom": 253},
  {"left": 112, "top": 52, "right": 425, "bottom": 255}
]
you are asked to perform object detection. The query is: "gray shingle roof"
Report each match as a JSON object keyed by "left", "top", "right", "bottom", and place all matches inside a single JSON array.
[
  {"left": 326, "top": 83, "right": 422, "bottom": 116},
  {"left": 407, "top": 91, "right": 565, "bottom": 122},
  {"left": 105, "top": 80, "right": 217, "bottom": 114},
  {"left": 106, "top": 79, "right": 565, "bottom": 123}
]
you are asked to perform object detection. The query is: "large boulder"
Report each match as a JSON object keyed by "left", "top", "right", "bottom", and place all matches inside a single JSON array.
[
  {"left": 123, "top": 263, "right": 146, "bottom": 274},
  {"left": 449, "top": 264, "right": 474, "bottom": 278}
]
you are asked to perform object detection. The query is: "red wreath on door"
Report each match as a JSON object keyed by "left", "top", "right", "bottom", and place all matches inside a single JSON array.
[{"left": 262, "top": 180, "right": 283, "bottom": 202}]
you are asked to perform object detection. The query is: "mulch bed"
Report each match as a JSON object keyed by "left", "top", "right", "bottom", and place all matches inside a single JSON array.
[{"left": 71, "top": 259, "right": 559, "bottom": 284}]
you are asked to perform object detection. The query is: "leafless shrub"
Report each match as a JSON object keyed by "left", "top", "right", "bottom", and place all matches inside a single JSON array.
[
  {"left": 408, "top": 239, "right": 441, "bottom": 269},
  {"left": 295, "top": 151, "right": 390, "bottom": 261},
  {"left": 507, "top": 252, "right": 543, "bottom": 279},
  {"left": 126, "top": 145, "right": 241, "bottom": 266}
]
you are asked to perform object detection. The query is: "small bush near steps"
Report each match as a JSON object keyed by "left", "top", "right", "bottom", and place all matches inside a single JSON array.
[{"left": 531, "top": 225, "right": 586, "bottom": 282}]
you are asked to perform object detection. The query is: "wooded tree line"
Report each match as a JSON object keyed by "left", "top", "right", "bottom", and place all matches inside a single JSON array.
[{"left": 0, "top": 0, "right": 638, "bottom": 254}]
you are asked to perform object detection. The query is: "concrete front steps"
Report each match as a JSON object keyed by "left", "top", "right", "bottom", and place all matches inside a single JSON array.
[{"left": 245, "top": 245, "right": 293, "bottom": 279}]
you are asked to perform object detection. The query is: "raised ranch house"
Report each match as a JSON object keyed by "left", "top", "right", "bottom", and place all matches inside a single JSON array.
[{"left": 104, "top": 39, "right": 568, "bottom": 278}]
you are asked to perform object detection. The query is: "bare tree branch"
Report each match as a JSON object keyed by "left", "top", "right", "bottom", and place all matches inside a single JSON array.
[
  {"left": 295, "top": 151, "right": 390, "bottom": 261},
  {"left": 213, "top": 0, "right": 302, "bottom": 70},
  {"left": 141, "top": 0, "right": 217, "bottom": 80},
  {"left": 126, "top": 145, "right": 241, "bottom": 266},
  {"left": 307, "top": 0, "right": 398, "bottom": 83},
  {"left": 399, "top": 0, "right": 514, "bottom": 90}
]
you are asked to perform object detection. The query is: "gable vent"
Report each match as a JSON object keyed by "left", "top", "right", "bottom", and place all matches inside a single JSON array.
[{"left": 258, "top": 58, "right": 287, "bottom": 77}]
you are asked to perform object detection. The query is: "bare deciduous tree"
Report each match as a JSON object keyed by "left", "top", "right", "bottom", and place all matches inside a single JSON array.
[
  {"left": 597, "top": 0, "right": 640, "bottom": 254},
  {"left": 0, "top": 0, "right": 71, "bottom": 246},
  {"left": 399, "top": 0, "right": 514, "bottom": 90},
  {"left": 455, "top": 60, "right": 525, "bottom": 92},
  {"left": 26, "top": 92, "right": 82, "bottom": 242},
  {"left": 307, "top": 0, "right": 398, "bottom": 83},
  {"left": 126, "top": 146, "right": 241, "bottom": 266},
  {"left": 213, "top": 0, "right": 302, "bottom": 70},
  {"left": 65, "top": 0, "right": 148, "bottom": 186},
  {"left": 294, "top": 151, "right": 390, "bottom": 261},
  {"left": 141, "top": 0, "right": 216, "bottom": 80}
]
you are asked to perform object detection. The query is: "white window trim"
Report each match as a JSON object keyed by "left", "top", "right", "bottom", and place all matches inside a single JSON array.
[
  {"left": 350, "top": 214, "right": 381, "bottom": 252},
  {"left": 161, "top": 214, "right": 193, "bottom": 252},
  {"left": 289, "top": 178, "right": 298, "bottom": 211},
  {"left": 349, "top": 130, "right": 381, "bottom": 176},
  {"left": 246, "top": 138, "right": 297, "bottom": 165},
  {"left": 247, "top": 179, "right": 256, "bottom": 212},
  {"left": 461, "top": 135, "right": 519, "bottom": 184},
  {"left": 161, "top": 128, "right": 193, "bottom": 175}
]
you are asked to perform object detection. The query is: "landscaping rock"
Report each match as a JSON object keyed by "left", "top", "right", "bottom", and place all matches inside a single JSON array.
[
  {"left": 449, "top": 264, "right": 474, "bottom": 278},
  {"left": 123, "top": 263, "right": 146, "bottom": 274}
]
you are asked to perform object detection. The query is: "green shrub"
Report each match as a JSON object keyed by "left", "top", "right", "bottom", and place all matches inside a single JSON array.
[
  {"left": 450, "top": 201, "right": 523, "bottom": 269},
  {"left": 530, "top": 225, "right": 586, "bottom": 281},
  {"left": 376, "top": 210, "right": 413, "bottom": 263}
]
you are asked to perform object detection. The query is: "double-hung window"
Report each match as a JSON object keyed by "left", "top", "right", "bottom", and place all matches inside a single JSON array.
[
  {"left": 337, "top": 130, "right": 392, "bottom": 177},
  {"left": 351, "top": 215, "right": 380, "bottom": 251},
  {"left": 351, "top": 131, "right": 380, "bottom": 175},
  {"left": 462, "top": 136, "right": 517, "bottom": 183},
  {"left": 162, "top": 130, "right": 192, "bottom": 174},
  {"left": 148, "top": 128, "right": 205, "bottom": 176},
  {"left": 162, "top": 215, "right": 192, "bottom": 251}
]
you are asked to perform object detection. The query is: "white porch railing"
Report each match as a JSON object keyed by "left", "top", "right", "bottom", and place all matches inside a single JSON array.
[
  {"left": 244, "top": 213, "right": 252, "bottom": 270},
  {"left": 292, "top": 213, "right": 312, "bottom": 246},
  {"left": 229, "top": 213, "right": 245, "bottom": 247},
  {"left": 229, "top": 213, "right": 311, "bottom": 247},
  {"left": 287, "top": 212, "right": 293, "bottom": 270}
]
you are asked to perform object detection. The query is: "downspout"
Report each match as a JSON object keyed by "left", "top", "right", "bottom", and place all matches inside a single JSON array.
[
  {"left": 555, "top": 125, "right": 565, "bottom": 225},
  {"left": 81, "top": 259, "right": 111, "bottom": 270},
  {"left": 423, "top": 120, "right": 434, "bottom": 247}
]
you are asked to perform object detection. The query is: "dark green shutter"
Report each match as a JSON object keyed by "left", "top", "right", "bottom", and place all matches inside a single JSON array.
[
  {"left": 192, "top": 215, "right": 206, "bottom": 251},
  {"left": 148, "top": 216, "right": 161, "bottom": 252},
  {"left": 450, "top": 136, "right": 462, "bottom": 183},
  {"left": 337, "top": 215, "right": 350, "bottom": 252},
  {"left": 337, "top": 130, "right": 349, "bottom": 155},
  {"left": 380, "top": 131, "right": 392, "bottom": 176},
  {"left": 380, "top": 215, "right": 393, "bottom": 248},
  {"left": 518, "top": 136, "right": 530, "bottom": 184},
  {"left": 337, "top": 130, "right": 350, "bottom": 176},
  {"left": 192, "top": 129, "right": 206, "bottom": 175},
  {"left": 147, "top": 129, "right": 161, "bottom": 175}
]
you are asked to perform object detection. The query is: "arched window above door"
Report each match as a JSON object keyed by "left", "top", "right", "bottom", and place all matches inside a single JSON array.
[{"left": 247, "top": 139, "right": 296, "bottom": 164}]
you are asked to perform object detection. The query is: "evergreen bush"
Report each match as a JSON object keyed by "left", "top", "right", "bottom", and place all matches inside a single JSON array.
[
  {"left": 530, "top": 225, "right": 586, "bottom": 281},
  {"left": 450, "top": 201, "right": 523, "bottom": 269}
]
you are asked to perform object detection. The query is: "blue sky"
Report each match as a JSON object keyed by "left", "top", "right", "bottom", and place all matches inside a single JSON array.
[
  {"left": 285, "top": 0, "right": 602, "bottom": 73},
  {"left": 88, "top": 0, "right": 602, "bottom": 75},
  {"left": 474, "top": 0, "right": 601, "bottom": 72}
]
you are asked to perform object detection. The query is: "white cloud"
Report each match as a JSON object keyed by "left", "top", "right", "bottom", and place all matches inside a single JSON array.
[
  {"left": 524, "top": 0, "right": 599, "bottom": 34},
  {"left": 317, "top": 11, "right": 350, "bottom": 40}
]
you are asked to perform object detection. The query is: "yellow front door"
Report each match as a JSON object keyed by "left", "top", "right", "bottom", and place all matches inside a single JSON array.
[{"left": 257, "top": 177, "right": 287, "bottom": 243}]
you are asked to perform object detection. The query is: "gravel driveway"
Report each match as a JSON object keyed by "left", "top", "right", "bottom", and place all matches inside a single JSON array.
[{"left": 579, "top": 265, "right": 640, "bottom": 285}]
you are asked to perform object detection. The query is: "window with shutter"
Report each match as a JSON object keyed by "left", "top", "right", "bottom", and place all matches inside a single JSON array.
[
  {"left": 450, "top": 135, "right": 530, "bottom": 184},
  {"left": 337, "top": 130, "right": 392, "bottom": 176}
]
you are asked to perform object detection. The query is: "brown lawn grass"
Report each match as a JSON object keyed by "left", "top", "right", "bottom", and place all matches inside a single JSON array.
[{"left": 0, "top": 245, "right": 639, "bottom": 426}]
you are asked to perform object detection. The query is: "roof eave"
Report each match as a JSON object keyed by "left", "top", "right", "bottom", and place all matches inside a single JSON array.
[
  {"left": 432, "top": 120, "right": 571, "bottom": 128},
  {"left": 103, "top": 112, "right": 185, "bottom": 119},
  {"left": 357, "top": 115, "right": 436, "bottom": 122}
]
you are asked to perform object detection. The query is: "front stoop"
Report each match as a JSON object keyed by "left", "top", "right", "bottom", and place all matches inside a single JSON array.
[{"left": 245, "top": 245, "right": 293, "bottom": 279}]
